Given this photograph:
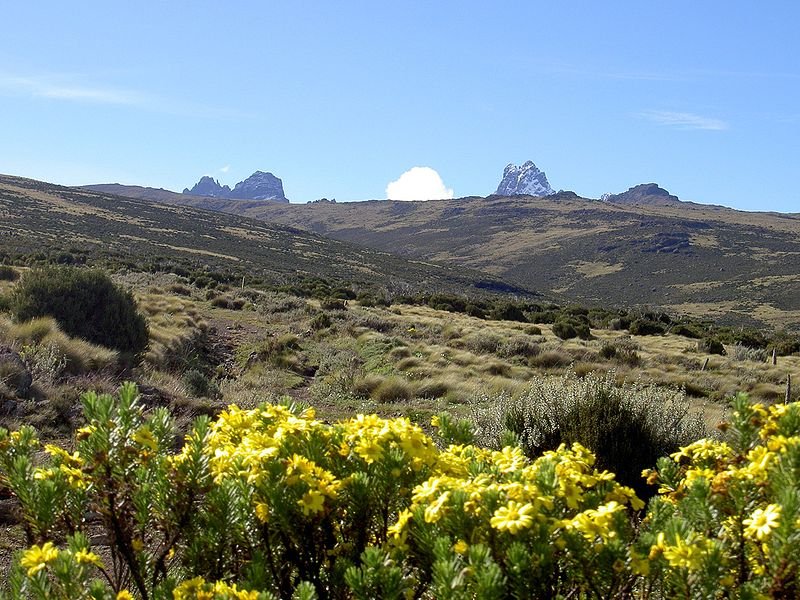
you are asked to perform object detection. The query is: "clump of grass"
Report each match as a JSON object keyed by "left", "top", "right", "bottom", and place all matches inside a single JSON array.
[
  {"left": 462, "top": 332, "right": 503, "bottom": 355},
  {"left": 499, "top": 337, "right": 541, "bottom": 359},
  {"left": 2, "top": 316, "right": 118, "bottom": 375},
  {"left": 530, "top": 350, "right": 572, "bottom": 369},
  {"left": 370, "top": 376, "right": 413, "bottom": 403},
  {"left": 183, "top": 369, "right": 220, "bottom": 399}
]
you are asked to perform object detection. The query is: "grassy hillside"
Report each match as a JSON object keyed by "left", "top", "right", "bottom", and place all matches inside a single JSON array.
[
  {"left": 88, "top": 183, "right": 800, "bottom": 328},
  {"left": 0, "top": 174, "right": 530, "bottom": 297}
]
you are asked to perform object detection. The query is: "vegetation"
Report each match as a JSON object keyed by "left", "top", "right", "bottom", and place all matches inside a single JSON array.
[
  {"left": 2, "top": 386, "right": 800, "bottom": 598},
  {"left": 11, "top": 267, "right": 148, "bottom": 357}
]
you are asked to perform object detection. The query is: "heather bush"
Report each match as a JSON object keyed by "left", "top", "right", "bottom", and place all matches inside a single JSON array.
[{"left": 10, "top": 267, "right": 148, "bottom": 358}]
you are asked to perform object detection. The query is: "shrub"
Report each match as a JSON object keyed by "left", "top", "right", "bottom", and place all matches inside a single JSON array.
[
  {"left": 471, "top": 372, "right": 706, "bottom": 498},
  {"left": 310, "top": 312, "right": 332, "bottom": 330},
  {"left": 698, "top": 337, "right": 726, "bottom": 355},
  {"left": 320, "top": 297, "right": 347, "bottom": 310},
  {"left": 5, "top": 385, "right": 800, "bottom": 598},
  {"left": 552, "top": 320, "right": 577, "bottom": 340},
  {"left": 10, "top": 267, "right": 148, "bottom": 357},
  {"left": 499, "top": 337, "right": 540, "bottom": 359},
  {"left": 183, "top": 369, "right": 220, "bottom": 399},
  {"left": 0, "top": 265, "right": 18, "bottom": 281},
  {"left": 628, "top": 319, "right": 665, "bottom": 336}
]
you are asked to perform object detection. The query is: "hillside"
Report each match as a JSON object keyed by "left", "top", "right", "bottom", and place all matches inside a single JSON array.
[
  {"left": 0, "top": 175, "right": 530, "bottom": 297},
  {"left": 88, "top": 183, "right": 800, "bottom": 328}
]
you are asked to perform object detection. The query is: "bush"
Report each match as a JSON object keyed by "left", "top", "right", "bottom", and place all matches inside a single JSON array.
[
  {"left": 10, "top": 267, "right": 148, "bottom": 357},
  {"left": 310, "top": 312, "right": 332, "bottom": 330},
  {"left": 552, "top": 320, "right": 577, "bottom": 340},
  {"left": 183, "top": 369, "right": 220, "bottom": 399},
  {"left": 471, "top": 372, "right": 706, "bottom": 498},
  {"left": 698, "top": 337, "right": 726, "bottom": 356},
  {"left": 320, "top": 297, "right": 347, "bottom": 310},
  {"left": 0, "top": 265, "right": 18, "bottom": 281},
  {"left": 628, "top": 319, "right": 665, "bottom": 336}
]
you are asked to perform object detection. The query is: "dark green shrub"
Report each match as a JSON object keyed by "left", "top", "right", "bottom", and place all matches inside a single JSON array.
[
  {"left": 183, "top": 369, "right": 220, "bottom": 399},
  {"left": 670, "top": 323, "right": 703, "bottom": 339},
  {"left": 598, "top": 343, "right": 617, "bottom": 360},
  {"left": 489, "top": 302, "right": 528, "bottom": 323},
  {"left": 698, "top": 337, "right": 726, "bottom": 356},
  {"left": 629, "top": 319, "right": 665, "bottom": 336},
  {"left": 310, "top": 312, "right": 332, "bottom": 330},
  {"left": 11, "top": 267, "right": 148, "bottom": 357},
  {"left": 552, "top": 321, "right": 577, "bottom": 340},
  {"left": 464, "top": 303, "right": 486, "bottom": 319},
  {"left": 320, "top": 297, "right": 347, "bottom": 311},
  {"left": 523, "top": 325, "right": 542, "bottom": 336},
  {"left": 0, "top": 265, "right": 18, "bottom": 281},
  {"left": 0, "top": 293, "right": 10, "bottom": 313}
]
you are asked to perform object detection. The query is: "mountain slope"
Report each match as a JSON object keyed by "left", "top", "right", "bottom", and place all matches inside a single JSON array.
[
  {"left": 0, "top": 174, "right": 532, "bottom": 297},
  {"left": 83, "top": 182, "right": 800, "bottom": 327}
]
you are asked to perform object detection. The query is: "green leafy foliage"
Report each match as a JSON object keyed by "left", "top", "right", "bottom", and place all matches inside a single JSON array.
[{"left": 11, "top": 267, "right": 148, "bottom": 357}]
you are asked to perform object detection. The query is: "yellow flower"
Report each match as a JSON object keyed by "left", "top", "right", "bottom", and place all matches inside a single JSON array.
[
  {"left": 133, "top": 426, "right": 158, "bottom": 452},
  {"left": 663, "top": 536, "right": 706, "bottom": 571},
  {"left": 20, "top": 541, "right": 59, "bottom": 576},
  {"left": 254, "top": 502, "right": 270, "bottom": 523},
  {"left": 424, "top": 491, "right": 451, "bottom": 523},
  {"left": 116, "top": 592, "right": 134, "bottom": 600},
  {"left": 298, "top": 490, "right": 326, "bottom": 515},
  {"left": 744, "top": 504, "right": 781, "bottom": 541},
  {"left": 453, "top": 539, "right": 469, "bottom": 555},
  {"left": 73, "top": 549, "right": 102, "bottom": 567},
  {"left": 490, "top": 500, "right": 535, "bottom": 534}
]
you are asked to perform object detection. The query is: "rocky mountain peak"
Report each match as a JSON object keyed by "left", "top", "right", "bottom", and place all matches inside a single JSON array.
[
  {"left": 182, "top": 176, "right": 231, "bottom": 197},
  {"left": 603, "top": 183, "right": 681, "bottom": 206},
  {"left": 495, "top": 161, "right": 555, "bottom": 197},
  {"left": 232, "top": 171, "right": 287, "bottom": 202},
  {"left": 183, "top": 171, "right": 288, "bottom": 203}
]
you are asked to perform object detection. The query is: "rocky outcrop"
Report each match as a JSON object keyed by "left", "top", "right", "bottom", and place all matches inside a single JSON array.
[
  {"left": 230, "top": 171, "right": 287, "bottom": 202},
  {"left": 495, "top": 161, "right": 555, "bottom": 197},
  {"left": 183, "top": 171, "right": 288, "bottom": 202},
  {"left": 602, "top": 183, "right": 681, "bottom": 206},
  {"left": 182, "top": 176, "right": 231, "bottom": 197}
]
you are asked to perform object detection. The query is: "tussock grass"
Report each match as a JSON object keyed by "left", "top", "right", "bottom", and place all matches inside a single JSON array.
[{"left": 0, "top": 316, "right": 118, "bottom": 374}]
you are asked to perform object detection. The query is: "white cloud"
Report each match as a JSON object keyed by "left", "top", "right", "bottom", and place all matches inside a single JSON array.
[
  {"left": 0, "top": 74, "right": 146, "bottom": 106},
  {"left": 636, "top": 110, "right": 728, "bottom": 131},
  {"left": 386, "top": 166, "right": 454, "bottom": 201},
  {"left": 219, "top": 165, "right": 231, "bottom": 173}
]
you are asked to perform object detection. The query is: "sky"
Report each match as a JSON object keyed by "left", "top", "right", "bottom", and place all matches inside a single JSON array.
[{"left": 1, "top": 2, "right": 799, "bottom": 211}]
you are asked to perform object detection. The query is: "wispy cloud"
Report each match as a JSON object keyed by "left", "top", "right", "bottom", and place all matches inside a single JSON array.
[
  {"left": 0, "top": 72, "right": 252, "bottom": 119},
  {"left": 219, "top": 165, "right": 231, "bottom": 173},
  {"left": 0, "top": 74, "right": 147, "bottom": 106},
  {"left": 636, "top": 110, "right": 729, "bottom": 131}
]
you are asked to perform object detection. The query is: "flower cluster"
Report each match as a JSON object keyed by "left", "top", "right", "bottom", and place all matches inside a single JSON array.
[
  {"left": 4, "top": 385, "right": 800, "bottom": 598},
  {"left": 639, "top": 394, "right": 800, "bottom": 596}
]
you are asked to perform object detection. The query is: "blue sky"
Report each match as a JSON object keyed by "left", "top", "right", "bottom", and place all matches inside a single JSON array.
[{"left": 1, "top": 2, "right": 799, "bottom": 211}]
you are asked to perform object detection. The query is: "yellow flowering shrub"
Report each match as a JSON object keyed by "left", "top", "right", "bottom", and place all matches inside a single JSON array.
[{"left": 3, "top": 385, "right": 800, "bottom": 598}]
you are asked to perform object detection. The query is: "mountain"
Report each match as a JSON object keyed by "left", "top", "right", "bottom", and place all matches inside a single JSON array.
[
  {"left": 183, "top": 176, "right": 231, "bottom": 197},
  {"left": 81, "top": 181, "right": 800, "bottom": 328},
  {"left": 230, "top": 171, "right": 287, "bottom": 202},
  {"left": 494, "top": 161, "right": 555, "bottom": 197},
  {"left": 1, "top": 174, "right": 529, "bottom": 297},
  {"left": 182, "top": 171, "right": 288, "bottom": 202},
  {"left": 183, "top": 175, "right": 231, "bottom": 198},
  {"left": 603, "top": 183, "right": 681, "bottom": 206}
]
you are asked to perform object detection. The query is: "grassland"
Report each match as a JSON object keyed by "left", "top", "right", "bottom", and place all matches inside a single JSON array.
[{"left": 88, "top": 183, "right": 800, "bottom": 328}]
